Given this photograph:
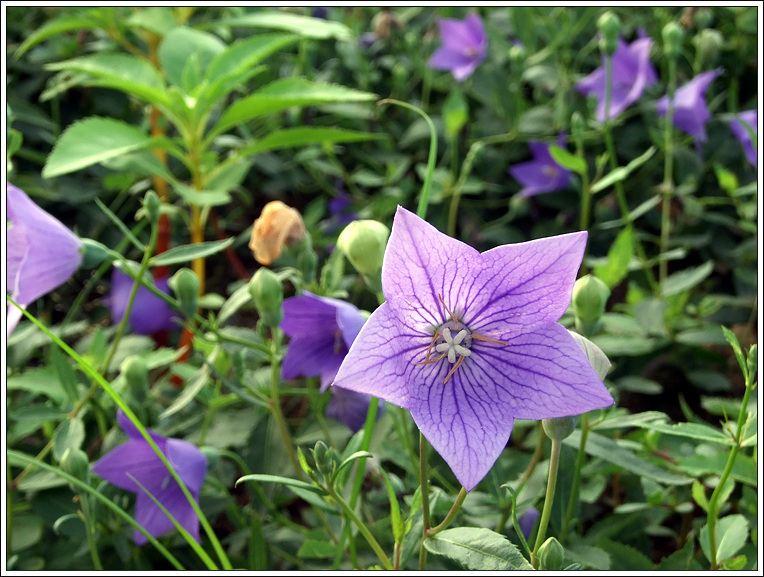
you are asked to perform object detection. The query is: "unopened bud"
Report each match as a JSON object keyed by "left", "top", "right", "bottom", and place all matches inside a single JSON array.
[
  {"left": 79, "top": 238, "right": 110, "bottom": 269},
  {"left": 168, "top": 268, "right": 199, "bottom": 319},
  {"left": 597, "top": 12, "right": 622, "bottom": 57},
  {"left": 297, "top": 246, "right": 319, "bottom": 285},
  {"left": 60, "top": 447, "right": 90, "bottom": 490},
  {"left": 336, "top": 220, "right": 390, "bottom": 276},
  {"left": 693, "top": 8, "right": 713, "bottom": 30},
  {"left": 312, "top": 440, "right": 336, "bottom": 482},
  {"left": 538, "top": 537, "right": 565, "bottom": 571},
  {"left": 143, "top": 190, "right": 161, "bottom": 224},
  {"left": 571, "top": 112, "right": 587, "bottom": 144},
  {"left": 692, "top": 28, "right": 723, "bottom": 66},
  {"left": 662, "top": 22, "right": 685, "bottom": 60},
  {"left": 572, "top": 274, "right": 610, "bottom": 337},
  {"left": 508, "top": 42, "right": 527, "bottom": 67},
  {"left": 121, "top": 355, "right": 150, "bottom": 394},
  {"left": 249, "top": 268, "right": 284, "bottom": 328},
  {"left": 746, "top": 344, "right": 757, "bottom": 384},
  {"left": 542, "top": 415, "right": 578, "bottom": 441},
  {"left": 249, "top": 201, "right": 307, "bottom": 266}
]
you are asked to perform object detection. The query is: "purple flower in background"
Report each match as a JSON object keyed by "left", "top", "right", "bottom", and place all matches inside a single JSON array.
[
  {"left": 729, "top": 109, "right": 758, "bottom": 168},
  {"left": 326, "top": 387, "right": 377, "bottom": 432},
  {"left": 576, "top": 34, "right": 658, "bottom": 122},
  {"left": 508, "top": 133, "right": 572, "bottom": 198},
  {"left": 333, "top": 207, "right": 613, "bottom": 491},
  {"left": 281, "top": 292, "right": 367, "bottom": 390},
  {"left": 323, "top": 179, "right": 358, "bottom": 233},
  {"left": 518, "top": 506, "right": 540, "bottom": 541},
  {"left": 92, "top": 410, "right": 207, "bottom": 546},
  {"left": 6, "top": 183, "right": 83, "bottom": 337},
  {"left": 656, "top": 68, "right": 722, "bottom": 142},
  {"left": 428, "top": 13, "right": 487, "bottom": 82},
  {"left": 109, "top": 268, "right": 178, "bottom": 335}
]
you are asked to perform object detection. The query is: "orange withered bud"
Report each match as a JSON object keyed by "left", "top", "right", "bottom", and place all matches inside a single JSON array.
[{"left": 248, "top": 201, "right": 307, "bottom": 265}]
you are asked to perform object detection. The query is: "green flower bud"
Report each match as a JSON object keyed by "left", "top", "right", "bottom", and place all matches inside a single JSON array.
[
  {"left": 538, "top": 537, "right": 565, "bottom": 571},
  {"left": 542, "top": 415, "right": 578, "bottom": 441},
  {"left": 79, "top": 238, "right": 110, "bottom": 269},
  {"left": 746, "top": 344, "right": 757, "bottom": 384},
  {"left": 692, "top": 28, "right": 723, "bottom": 66},
  {"left": 508, "top": 42, "right": 527, "bottom": 67},
  {"left": 662, "top": 22, "right": 685, "bottom": 60},
  {"left": 249, "top": 268, "right": 284, "bottom": 328},
  {"left": 142, "top": 190, "right": 161, "bottom": 224},
  {"left": 693, "top": 8, "right": 713, "bottom": 29},
  {"left": 572, "top": 274, "right": 610, "bottom": 337},
  {"left": 297, "top": 247, "right": 319, "bottom": 285},
  {"left": 311, "top": 440, "right": 336, "bottom": 482},
  {"left": 597, "top": 12, "right": 622, "bottom": 57},
  {"left": 571, "top": 111, "right": 587, "bottom": 144},
  {"left": 168, "top": 268, "right": 199, "bottom": 319},
  {"left": 60, "top": 447, "right": 90, "bottom": 490},
  {"left": 336, "top": 220, "right": 390, "bottom": 276},
  {"left": 121, "top": 355, "right": 150, "bottom": 394}
]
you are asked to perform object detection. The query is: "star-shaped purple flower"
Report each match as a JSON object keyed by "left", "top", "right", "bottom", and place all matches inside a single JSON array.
[
  {"left": 576, "top": 34, "right": 658, "bottom": 122},
  {"left": 332, "top": 207, "right": 613, "bottom": 491},
  {"left": 109, "top": 268, "right": 179, "bottom": 335},
  {"left": 92, "top": 410, "right": 207, "bottom": 545},
  {"left": 281, "top": 292, "right": 367, "bottom": 391},
  {"left": 7, "top": 183, "right": 83, "bottom": 337},
  {"left": 428, "top": 13, "right": 487, "bottom": 82},
  {"left": 729, "top": 109, "right": 757, "bottom": 168},
  {"left": 656, "top": 68, "right": 722, "bottom": 142},
  {"left": 508, "top": 133, "right": 572, "bottom": 198}
]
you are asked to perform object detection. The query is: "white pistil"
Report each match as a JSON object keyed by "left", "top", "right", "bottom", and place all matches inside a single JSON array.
[{"left": 435, "top": 328, "right": 472, "bottom": 364}]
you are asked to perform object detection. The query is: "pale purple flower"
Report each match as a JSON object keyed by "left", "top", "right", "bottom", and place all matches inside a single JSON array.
[
  {"left": 6, "top": 183, "right": 83, "bottom": 337},
  {"left": 656, "top": 68, "right": 722, "bottom": 142},
  {"left": 109, "top": 268, "right": 178, "bottom": 335},
  {"left": 281, "top": 292, "right": 366, "bottom": 391},
  {"left": 508, "top": 133, "right": 572, "bottom": 198},
  {"left": 332, "top": 207, "right": 613, "bottom": 491},
  {"left": 518, "top": 506, "right": 540, "bottom": 541},
  {"left": 428, "top": 13, "right": 487, "bottom": 82},
  {"left": 576, "top": 34, "right": 658, "bottom": 122},
  {"left": 92, "top": 410, "right": 207, "bottom": 545},
  {"left": 326, "top": 387, "right": 377, "bottom": 432},
  {"left": 729, "top": 109, "right": 758, "bottom": 168}
]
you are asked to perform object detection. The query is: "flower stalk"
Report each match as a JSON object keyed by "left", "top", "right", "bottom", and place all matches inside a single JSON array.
[
  {"left": 659, "top": 49, "right": 678, "bottom": 286},
  {"left": 531, "top": 437, "right": 562, "bottom": 569}
]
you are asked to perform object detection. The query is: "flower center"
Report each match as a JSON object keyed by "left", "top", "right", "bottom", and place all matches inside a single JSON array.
[{"left": 434, "top": 321, "right": 472, "bottom": 364}]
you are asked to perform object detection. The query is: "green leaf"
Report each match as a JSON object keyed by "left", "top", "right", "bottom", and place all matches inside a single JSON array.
[
  {"left": 214, "top": 78, "right": 376, "bottom": 135},
  {"left": 240, "top": 127, "right": 380, "bottom": 157},
  {"left": 149, "top": 238, "right": 234, "bottom": 266},
  {"left": 235, "top": 474, "right": 322, "bottom": 494},
  {"left": 639, "top": 422, "right": 735, "bottom": 445},
  {"left": 424, "top": 527, "right": 533, "bottom": 570},
  {"left": 692, "top": 480, "right": 709, "bottom": 511},
  {"left": 43, "top": 117, "right": 152, "bottom": 178},
  {"left": 591, "top": 146, "right": 656, "bottom": 193},
  {"left": 677, "top": 452, "right": 757, "bottom": 486},
  {"left": 595, "top": 538, "right": 653, "bottom": 571},
  {"left": 52, "top": 418, "right": 85, "bottom": 462},
  {"left": 174, "top": 183, "right": 232, "bottom": 207},
  {"left": 550, "top": 145, "right": 587, "bottom": 175},
  {"left": 593, "top": 410, "right": 667, "bottom": 430},
  {"left": 594, "top": 227, "right": 634, "bottom": 289},
  {"left": 656, "top": 538, "right": 696, "bottom": 570},
  {"left": 721, "top": 326, "right": 747, "bottom": 379},
  {"left": 660, "top": 261, "right": 714, "bottom": 297},
  {"left": 159, "top": 27, "right": 226, "bottom": 89},
  {"left": 297, "top": 539, "right": 336, "bottom": 559},
  {"left": 125, "top": 7, "right": 178, "bottom": 35},
  {"left": 380, "top": 469, "right": 404, "bottom": 543},
  {"left": 159, "top": 350, "right": 215, "bottom": 419},
  {"left": 443, "top": 89, "right": 468, "bottom": 138},
  {"left": 7, "top": 367, "right": 67, "bottom": 406},
  {"left": 211, "top": 12, "right": 352, "bottom": 41},
  {"left": 15, "top": 15, "right": 100, "bottom": 58},
  {"left": 218, "top": 284, "right": 254, "bottom": 325},
  {"left": 45, "top": 54, "right": 170, "bottom": 109},
  {"left": 714, "top": 163, "right": 739, "bottom": 195},
  {"left": 10, "top": 515, "right": 44, "bottom": 552},
  {"left": 206, "top": 33, "right": 299, "bottom": 83},
  {"left": 564, "top": 430, "right": 692, "bottom": 485},
  {"left": 700, "top": 514, "right": 749, "bottom": 564}
]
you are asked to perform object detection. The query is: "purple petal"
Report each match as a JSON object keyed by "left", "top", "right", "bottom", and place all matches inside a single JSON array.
[
  {"left": 468, "top": 231, "right": 588, "bottom": 333},
  {"left": 133, "top": 485, "right": 201, "bottom": 546},
  {"left": 729, "top": 110, "right": 758, "bottom": 168},
  {"left": 109, "top": 268, "right": 178, "bottom": 335},
  {"left": 657, "top": 69, "right": 721, "bottom": 141},
  {"left": 92, "top": 439, "right": 169, "bottom": 494},
  {"left": 437, "top": 16, "right": 483, "bottom": 51},
  {"left": 326, "top": 388, "right": 379, "bottom": 432},
  {"left": 282, "top": 332, "right": 346, "bottom": 383},
  {"left": 6, "top": 184, "right": 83, "bottom": 308},
  {"left": 518, "top": 506, "right": 540, "bottom": 540},
  {"left": 167, "top": 438, "right": 207, "bottom": 494}
]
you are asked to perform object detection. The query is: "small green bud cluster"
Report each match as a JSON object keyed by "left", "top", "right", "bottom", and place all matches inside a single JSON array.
[
  {"left": 597, "top": 12, "right": 622, "bottom": 57},
  {"left": 572, "top": 274, "right": 610, "bottom": 337},
  {"left": 249, "top": 268, "right": 284, "bottom": 329},
  {"left": 169, "top": 268, "right": 200, "bottom": 319}
]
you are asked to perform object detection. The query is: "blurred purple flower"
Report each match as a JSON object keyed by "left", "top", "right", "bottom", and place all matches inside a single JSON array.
[
  {"left": 323, "top": 180, "right": 358, "bottom": 233},
  {"left": 92, "top": 410, "right": 207, "bottom": 546},
  {"left": 311, "top": 7, "right": 329, "bottom": 20},
  {"left": 508, "top": 133, "right": 572, "bottom": 198},
  {"left": 333, "top": 207, "right": 613, "bottom": 491},
  {"left": 109, "top": 268, "right": 178, "bottom": 335},
  {"left": 6, "top": 183, "right": 83, "bottom": 337},
  {"left": 656, "top": 68, "right": 722, "bottom": 142},
  {"left": 326, "top": 387, "right": 377, "bottom": 432},
  {"left": 729, "top": 109, "right": 758, "bottom": 168},
  {"left": 518, "top": 506, "right": 540, "bottom": 541},
  {"left": 576, "top": 34, "right": 658, "bottom": 122},
  {"left": 428, "top": 13, "right": 487, "bottom": 82},
  {"left": 281, "top": 292, "right": 366, "bottom": 391}
]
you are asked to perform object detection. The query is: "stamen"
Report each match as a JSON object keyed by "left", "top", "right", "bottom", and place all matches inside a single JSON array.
[
  {"left": 443, "top": 355, "right": 466, "bottom": 384},
  {"left": 438, "top": 294, "right": 460, "bottom": 324},
  {"left": 413, "top": 351, "right": 448, "bottom": 366},
  {"left": 472, "top": 333, "right": 508, "bottom": 345}
]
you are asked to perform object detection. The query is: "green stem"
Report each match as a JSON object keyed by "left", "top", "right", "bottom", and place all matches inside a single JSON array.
[
  {"left": 419, "top": 432, "right": 431, "bottom": 571},
  {"left": 559, "top": 413, "right": 589, "bottom": 543},
  {"left": 79, "top": 495, "right": 104, "bottom": 570},
  {"left": 268, "top": 332, "right": 304, "bottom": 481},
  {"left": 425, "top": 487, "right": 468, "bottom": 537},
  {"left": 659, "top": 56, "right": 677, "bottom": 286},
  {"left": 531, "top": 438, "right": 562, "bottom": 569},
  {"left": 447, "top": 142, "right": 484, "bottom": 237}
]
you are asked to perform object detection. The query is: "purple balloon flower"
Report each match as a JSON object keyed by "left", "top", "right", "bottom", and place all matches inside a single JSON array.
[
  {"left": 281, "top": 291, "right": 367, "bottom": 391},
  {"left": 576, "top": 34, "right": 658, "bottom": 122},
  {"left": 508, "top": 133, "right": 572, "bottom": 198},
  {"left": 109, "top": 268, "right": 178, "bottom": 335},
  {"left": 656, "top": 68, "right": 722, "bottom": 142},
  {"left": 332, "top": 207, "right": 614, "bottom": 491},
  {"left": 729, "top": 109, "right": 758, "bottom": 168},
  {"left": 92, "top": 410, "right": 207, "bottom": 545},
  {"left": 518, "top": 506, "right": 540, "bottom": 541},
  {"left": 326, "top": 387, "right": 377, "bottom": 432},
  {"left": 428, "top": 12, "right": 487, "bottom": 82},
  {"left": 6, "top": 183, "right": 83, "bottom": 337}
]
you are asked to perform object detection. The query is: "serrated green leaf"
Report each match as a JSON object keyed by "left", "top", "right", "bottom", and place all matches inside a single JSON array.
[
  {"left": 660, "top": 261, "right": 714, "bottom": 297},
  {"left": 211, "top": 12, "right": 352, "bottom": 41},
  {"left": 240, "top": 127, "right": 380, "bottom": 157},
  {"left": 722, "top": 555, "right": 748, "bottom": 570},
  {"left": 550, "top": 145, "right": 587, "bottom": 175},
  {"left": 206, "top": 33, "right": 299, "bottom": 83},
  {"left": 43, "top": 117, "right": 152, "bottom": 178},
  {"left": 640, "top": 422, "right": 734, "bottom": 445},
  {"left": 700, "top": 514, "right": 749, "bottom": 564},
  {"left": 656, "top": 537, "right": 696, "bottom": 570},
  {"left": 595, "top": 537, "right": 653, "bottom": 570},
  {"left": 214, "top": 78, "right": 376, "bottom": 135},
  {"left": 594, "top": 227, "right": 634, "bottom": 289},
  {"left": 424, "top": 527, "right": 533, "bottom": 570},
  {"left": 591, "top": 146, "right": 656, "bottom": 193},
  {"left": 677, "top": 452, "right": 757, "bottom": 486},
  {"left": 149, "top": 238, "right": 234, "bottom": 266},
  {"left": 7, "top": 367, "right": 67, "bottom": 406},
  {"left": 564, "top": 430, "right": 692, "bottom": 485},
  {"left": 159, "top": 27, "right": 226, "bottom": 89}
]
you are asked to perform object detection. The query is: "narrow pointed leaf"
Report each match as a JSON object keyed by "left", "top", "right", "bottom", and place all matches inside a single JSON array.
[
  {"left": 235, "top": 474, "right": 322, "bottom": 494},
  {"left": 240, "top": 127, "right": 380, "bottom": 156},
  {"left": 149, "top": 238, "right": 235, "bottom": 266},
  {"left": 211, "top": 12, "right": 352, "bottom": 41}
]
